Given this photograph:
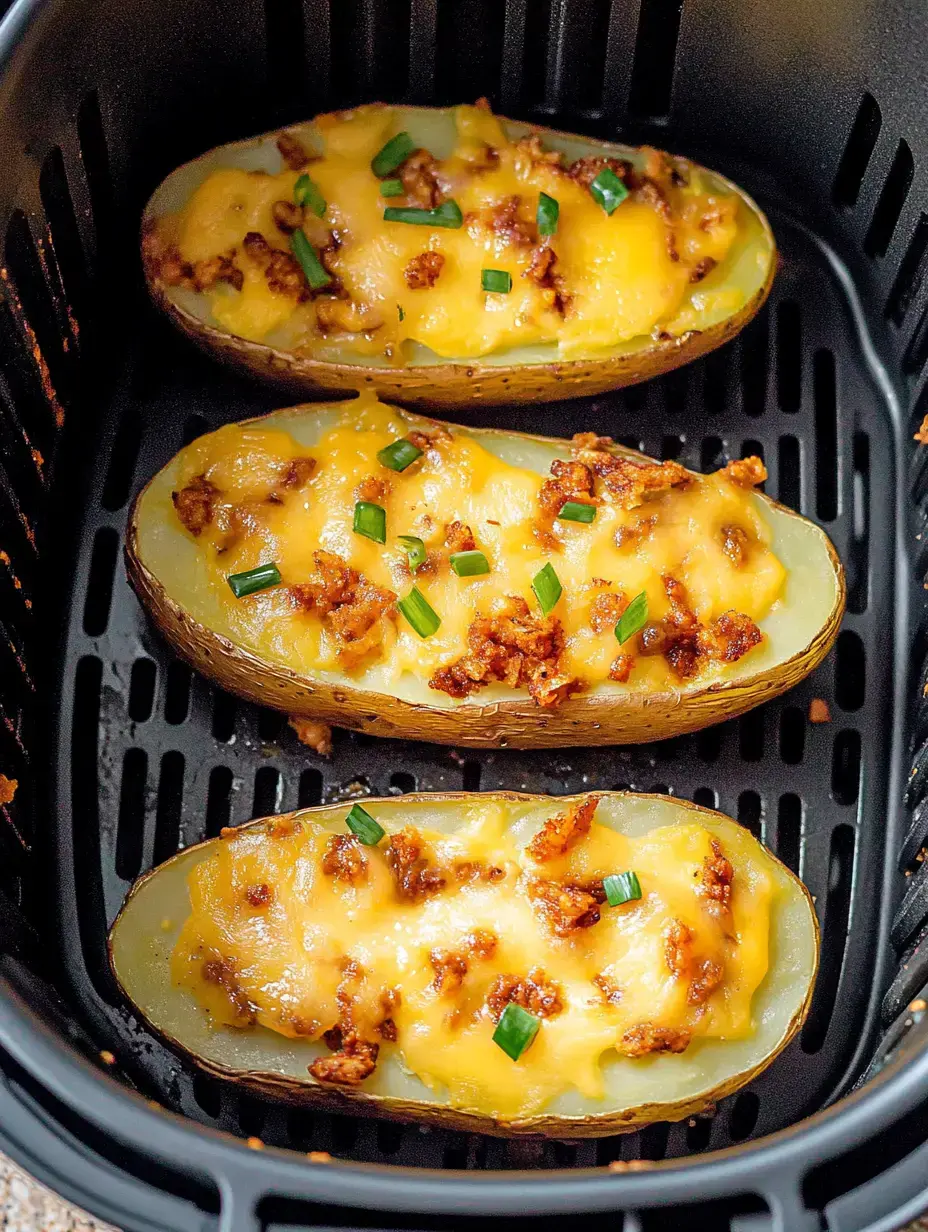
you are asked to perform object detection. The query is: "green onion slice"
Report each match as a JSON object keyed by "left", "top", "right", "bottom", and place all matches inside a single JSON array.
[
  {"left": 290, "top": 231, "right": 332, "bottom": 289},
  {"left": 383, "top": 201, "right": 464, "bottom": 229},
  {"left": 380, "top": 177, "right": 404, "bottom": 197},
  {"left": 398, "top": 534, "right": 427, "bottom": 572},
  {"left": 493, "top": 1002, "right": 541, "bottom": 1061},
  {"left": 589, "top": 167, "right": 629, "bottom": 215},
  {"left": 372, "top": 132, "right": 416, "bottom": 177},
  {"left": 532, "top": 562, "right": 562, "bottom": 615},
  {"left": 450, "top": 549, "right": 490, "bottom": 577},
  {"left": 481, "top": 268, "right": 512, "bottom": 294},
  {"left": 615, "top": 590, "right": 648, "bottom": 644},
  {"left": 227, "top": 563, "right": 281, "bottom": 598},
  {"left": 398, "top": 304, "right": 406, "bottom": 322},
  {"left": 345, "top": 803, "right": 385, "bottom": 846},
  {"left": 557, "top": 500, "right": 596, "bottom": 524},
  {"left": 353, "top": 501, "right": 386, "bottom": 544},
  {"left": 377, "top": 438, "right": 423, "bottom": 472},
  {"left": 293, "top": 173, "right": 326, "bottom": 217},
  {"left": 537, "top": 191, "right": 559, "bottom": 236},
  {"left": 603, "top": 871, "right": 643, "bottom": 907},
  {"left": 398, "top": 586, "right": 441, "bottom": 638}
]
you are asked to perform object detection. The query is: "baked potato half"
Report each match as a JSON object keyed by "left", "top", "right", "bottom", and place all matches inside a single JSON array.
[
  {"left": 125, "top": 396, "right": 844, "bottom": 749},
  {"left": 142, "top": 101, "right": 775, "bottom": 406},
  {"left": 109, "top": 791, "right": 818, "bottom": 1137}
]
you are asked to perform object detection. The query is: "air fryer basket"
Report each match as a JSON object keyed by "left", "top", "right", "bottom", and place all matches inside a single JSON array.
[{"left": 2, "top": 0, "right": 928, "bottom": 1228}]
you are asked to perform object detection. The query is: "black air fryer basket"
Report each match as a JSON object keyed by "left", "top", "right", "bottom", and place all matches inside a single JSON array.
[{"left": 2, "top": 0, "right": 928, "bottom": 1228}]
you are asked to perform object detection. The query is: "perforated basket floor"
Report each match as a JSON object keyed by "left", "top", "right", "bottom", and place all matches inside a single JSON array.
[{"left": 47, "top": 203, "right": 895, "bottom": 1171}]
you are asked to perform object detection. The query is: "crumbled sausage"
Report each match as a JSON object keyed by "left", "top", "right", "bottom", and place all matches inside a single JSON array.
[
  {"left": 486, "top": 195, "right": 536, "bottom": 247},
  {"left": 404, "top": 251, "right": 445, "bottom": 289},
  {"left": 524, "top": 243, "right": 569, "bottom": 314},
  {"left": 690, "top": 256, "right": 717, "bottom": 283},
  {"left": 172, "top": 475, "right": 218, "bottom": 536},
  {"left": 700, "top": 837, "right": 733, "bottom": 913},
  {"left": 190, "top": 252, "right": 244, "bottom": 292},
  {"left": 528, "top": 878, "right": 601, "bottom": 936},
  {"left": 277, "top": 131, "right": 311, "bottom": 171},
  {"left": 288, "top": 717, "right": 333, "bottom": 755},
  {"left": 638, "top": 576, "right": 762, "bottom": 680},
  {"left": 593, "top": 973, "right": 623, "bottom": 1006},
  {"left": 609, "top": 654, "right": 634, "bottom": 682},
  {"left": 310, "top": 1030, "right": 379, "bottom": 1085},
  {"left": 445, "top": 520, "right": 476, "bottom": 553},
  {"left": 809, "top": 698, "right": 831, "bottom": 723},
  {"left": 453, "top": 861, "right": 506, "bottom": 884},
  {"left": 486, "top": 968, "right": 563, "bottom": 1021},
  {"left": 201, "top": 954, "right": 257, "bottom": 1025},
  {"left": 377, "top": 987, "right": 401, "bottom": 1041},
  {"left": 537, "top": 457, "right": 596, "bottom": 547},
  {"left": 290, "top": 550, "right": 396, "bottom": 669},
  {"left": 573, "top": 447, "right": 690, "bottom": 510},
  {"left": 571, "top": 432, "right": 614, "bottom": 453},
  {"left": 315, "top": 295, "right": 384, "bottom": 333},
  {"left": 688, "top": 958, "right": 724, "bottom": 1006},
  {"left": 429, "top": 596, "right": 580, "bottom": 708},
  {"left": 515, "top": 134, "right": 566, "bottom": 171},
  {"left": 399, "top": 148, "right": 443, "bottom": 208},
  {"left": 720, "top": 524, "right": 750, "bottom": 567},
  {"left": 429, "top": 949, "right": 468, "bottom": 996},
  {"left": 322, "top": 834, "right": 368, "bottom": 883},
  {"left": 246, "top": 883, "right": 272, "bottom": 908},
  {"left": 706, "top": 611, "right": 763, "bottom": 663},
  {"left": 272, "top": 200, "right": 305, "bottom": 234},
  {"left": 664, "top": 919, "right": 693, "bottom": 977},
  {"left": 567, "top": 155, "right": 632, "bottom": 189},
  {"left": 590, "top": 591, "right": 628, "bottom": 634},
  {"left": 619, "top": 1023, "right": 692, "bottom": 1057},
  {"left": 385, "top": 827, "right": 446, "bottom": 901},
  {"left": 721, "top": 456, "right": 767, "bottom": 487},
  {"left": 355, "top": 474, "right": 391, "bottom": 503},
  {"left": 527, "top": 796, "right": 598, "bottom": 862},
  {"left": 242, "top": 231, "right": 308, "bottom": 299},
  {"left": 0, "top": 775, "right": 16, "bottom": 806},
  {"left": 406, "top": 424, "right": 453, "bottom": 454},
  {"left": 615, "top": 514, "right": 658, "bottom": 550}
]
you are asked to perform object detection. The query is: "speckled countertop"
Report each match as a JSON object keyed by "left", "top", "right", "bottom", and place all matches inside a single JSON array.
[{"left": 2, "top": 1147, "right": 928, "bottom": 1231}]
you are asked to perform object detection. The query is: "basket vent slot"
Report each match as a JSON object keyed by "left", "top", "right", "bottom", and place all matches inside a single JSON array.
[
  {"left": 329, "top": 0, "right": 411, "bottom": 104},
  {"left": 741, "top": 439, "right": 765, "bottom": 488},
  {"left": 164, "top": 661, "right": 192, "bottom": 725},
  {"left": 436, "top": 0, "right": 505, "bottom": 105},
  {"left": 831, "top": 730, "right": 861, "bottom": 806},
  {"left": 728, "top": 1090, "right": 760, "bottom": 1141},
  {"left": 779, "top": 706, "right": 805, "bottom": 764},
  {"left": 814, "top": 349, "right": 838, "bottom": 521},
  {"left": 835, "top": 632, "right": 865, "bottom": 712},
  {"left": 38, "top": 146, "right": 88, "bottom": 353},
  {"left": 4, "top": 210, "right": 71, "bottom": 413},
  {"left": 699, "top": 435, "right": 724, "bottom": 472},
  {"left": 264, "top": 0, "right": 307, "bottom": 111},
  {"left": 628, "top": 0, "right": 683, "bottom": 119},
  {"left": 128, "top": 658, "right": 156, "bottom": 723},
  {"left": 101, "top": 408, "right": 143, "bottom": 511},
  {"left": 776, "top": 299, "right": 802, "bottom": 413},
  {"left": 298, "top": 768, "right": 323, "bottom": 807},
  {"left": 886, "top": 214, "right": 928, "bottom": 324},
  {"left": 740, "top": 307, "right": 769, "bottom": 417},
  {"left": 777, "top": 434, "right": 801, "bottom": 509},
  {"left": 776, "top": 793, "right": 802, "bottom": 874},
  {"left": 76, "top": 91, "right": 115, "bottom": 287},
  {"left": 541, "top": 0, "right": 611, "bottom": 113},
  {"left": 833, "top": 91, "right": 882, "bottom": 208},
  {"left": 864, "top": 138, "right": 913, "bottom": 259},
  {"left": 212, "top": 690, "right": 237, "bottom": 743},
  {"left": 82, "top": 526, "right": 119, "bottom": 637},
  {"left": 153, "top": 751, "right": 185, "bottom": 865},
  {"left": 692, "top": 786, "right": 716, "bottom": 809},
  {"left": 252, "top": 765, "right": 282, "bottom": 817},
  {"left": 903, "top": 309, "right": 928, "bottom": 375},
  {"left": 736, "top": 789, "right": 762, "bottom": 840},
  {"left": 738, "top": 710, "right": 764, "bottom": 764},
  {"left": 115, "top": 747, "right": 148, "bottom": 882},
  {"left": 206, "top": 765, "right": 234, "bottom": 837},
  {"left": 801, "top": 824, "right": 855, "bottom": 1053},
  {"left": 847, "top": 431, "right": 869, "bottom": 613}
]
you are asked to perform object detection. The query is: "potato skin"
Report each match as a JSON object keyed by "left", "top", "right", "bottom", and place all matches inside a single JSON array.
[
  {"left": 143, "top": 109, "right": 776, "bottom": 408},
  {"left": 124, "top": 410, "right": 845, "bottom": 749},
  {"left": 108, "top": 792, "right": 819, "bottom": 1138}
]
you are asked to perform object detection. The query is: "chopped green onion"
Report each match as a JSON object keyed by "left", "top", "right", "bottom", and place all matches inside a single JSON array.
[
  {"left": 537, "top": 191, "right": 559, "bottom": 236},
  {"left": 450, "top": 549, "right": 490, "bottom": 577},
  {"left": 603, "top": 871, "right": 643, "bottom": 907},
  {"left": 532, "top": 562, "right": 562, "bottom": 615},
  {"left": 377, "top": 438, "right": 423, "bottom": 472},
  {"left": 398, "top": 586, "right": 441, "bottom": 638},
  {"left": 227, "top": 563, "right": 281, "bottom": 598},
  {"left": 398, "top": 304, "right": 405, "bottom": 322},
  {"left": 380, "top": 177, "right": 404, "bottom": 197},
  {"left": 293, "top": 173, "right": 326, "bottom": 217},
  {"left": 615, "top": 590, "right": 648, "bottom": 644},
  {"left": 372, "top": 132, "right": 416, "bottom": 177},
  {"left": 481, "top": 268, "right": 512, "bottom": 294},
  {"left": 557, "top": 500, "right": 596, "bottom": 524},
  {"left": 345, "top": 803, "right": 385, "bottom": 846},
  {"left": 353, "top": 501, "right": 386, "bottom": 544},
  {"left": 383, "top": 201, "right": 464, "bottom": 229},
  {"left": 290, "top": 230, "right": 332, "bottom": 289},
  {"left": 589, "top": 167, "right": 629, "bottom": 215},
  {"left": 398, "top": 534, "right": 427, "bottom": 572},
  {"left": 493, "top": 1002, "right": 541, "bottom": 1061}
]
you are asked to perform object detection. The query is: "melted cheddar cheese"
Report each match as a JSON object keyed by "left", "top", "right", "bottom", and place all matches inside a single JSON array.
[
  {"left": 148, "top": 102, "right": 744, "bottom": 361},
  {"left": 173, "top": 797, "right": 773, "bottom": 1120},
  {"left": 167, "top": 396, "right": 784, "bottom": 699}
]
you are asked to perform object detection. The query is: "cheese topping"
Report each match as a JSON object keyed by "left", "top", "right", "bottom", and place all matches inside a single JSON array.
[
  {"left": 167, "top": 396, "right": 784, "bottom": 701},
  {"left": 145, "top": 101, "right": 747, "bottom": 362},
  {"left": 173, "top": 797, "right": 774, "bottom": 1119}
]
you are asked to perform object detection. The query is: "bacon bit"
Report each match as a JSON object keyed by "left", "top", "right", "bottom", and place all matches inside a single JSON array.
[
  {"left": 399, "top": 148, "right": 443, "bottom": 207},
  {"left": 609, "top": 654, "right": 634, "bottom": 683},
  {"left": 191, "top": 252, "right": 244, "bottom": 293},
  {"left": 709, "top": 611, "right": 763, "bottom": 663},
  {"left": 429, "top": 596, "right": 580, "bottom": 708},
  {"left": 608, "top": 1160, "right": 653, "bottom": 1172},
  {"left": 429, "top": 949, "right": 468, "bottom": 996},
  {"left": 524, "top": 243, "right": 570, "bottom": 314},
  {"left": 308, "top": 1151, "right": 332, "bottom": 1163},
  {"left": 701, "top": 837, "right": 734, "bottom": 913},
  {"left": 690, "top": 256, "right": 717, "bottom": 283},
  {"left": 385, "top": 827, "right": 446, "bottom": 901},
  {"left": 201, "top": 954, "right": 257, "bottom": 1025},
  {"left": 721, "top": 456, "right": 767, "bottom": 487},
  {"left": 407, "top": 423, "right": 453, "bottom": 455},
  {"left": 915, "top": 416, "right": 928, "bottom": 444},
  {"left": 377, "top": 988, "right": 401, "bottom": 1041},
  {"left": 404, "top": 251, "right": 445, "bottom": 289},
  {"left": 688, "top": 958, "right": 724, "bottom": 1006},
  {"left": 453, "top": 861, "right": 506, "bottom": 884},
  {"left": 590, "top": 591, "right": 628, "bottom": 634},
  {"left": 619, "top": 1023, "right": 692, "bottom": 1057},
  {"left": 809, "top": 698, "right": 831, "bottom": 724},
  {"left": 445, "top": 520, "right": 476, "bottom": 554},
  {"left": 527, "top": 796, "right": 598, "bottom": 862},
  {"left": 638, "top": 576, "right": 761, "bottom": 680},
  {"left": 267, "top": 817, "right": 303, "bottom": 839},
  {"left": 272, "top": 200, "right": 304, "bottom": 234},
  {"left": 911, "top": 998, "right": 928, "bottom": 1012},
  {"left": 243, "top": 231, "right": 308, "bottom": 300},
  {"left": 515, "top": 134, "right": 566, "bottom": 171},
  {"left": 310, "top": 1031, "right": 379, "bottom": 1086},
  {"left": 277, "top": 131, "right": 311, "bottom": 170},
  {"left": 99, "top": 1049, "right": 116, "bottom": 1066},
  {"left": 615, "top": 514, "right": 658, "bottom": 551},
  {"left": 567, "top": 155, "right": 632, "bottom": 190},
  {"left": 528, "top": 878, "right": 601, "bottom": 936},
  {"left": 537, "top": 458, "right": 595, "bottom": 547},
  {"left": 593, "top": 973, "right": 623, "bottom": 1006},
  {"left": 485, "top": 195, "right": 536, "bottom": 248},
  {"left": 245, "top": 883, "right": 272, "bottom": 908},
  {"left": 0, "top": 775, "right": 17, "bottom": 806},
  {"left": 172, "top": 475, "right": 218, "bottom": 536},
  {"left": 354, "top": 474, "right": 391, "bottom": 503},
  {"left": 246, "top": 1137, "right": 264, "bottom": 1150},
  {"left": 720, "top": 524, "right": 751, "bottom": 568},
  {"left": 290, "top": 550, "right": 396, "bottom": 669},
  {"left": 571, "top": 432, "right": 614, "bottom": 453},
  {"left": 281, "top": 456, "right": 317, "bottom": 488},
  {"left": 315, "top": 295, "right": 383, "bottom": 333},
  {"left": 288, "top": 717, "right": 333, "bottom": 755},
  {"left": 664, "top": 919, "right": 693, "bottom": 977},
  {"left": 486, "top": 969, "right": 564, "bottom": 1021},
  {"left": 322, "top": 834, "right": 367, "bottom": 883},
  {"left": 575, "top": 449, "right": 690, "bottom": 510}
]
